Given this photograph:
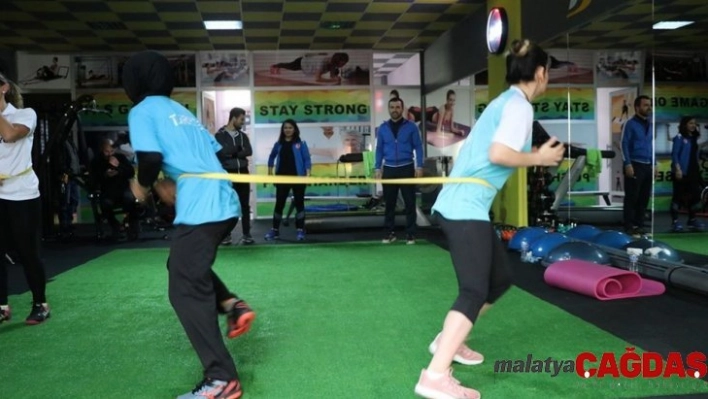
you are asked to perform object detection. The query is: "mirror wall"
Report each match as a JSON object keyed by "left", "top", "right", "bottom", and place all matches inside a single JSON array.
[
  {"left": 553, "top": 1, "right": 653, "bottom": 236},
  {"left": 521, "top": 0, "right": 708, "bottom": 240},
  {"left": 646, "top": 0, "right": 708, "bottom": 239}
]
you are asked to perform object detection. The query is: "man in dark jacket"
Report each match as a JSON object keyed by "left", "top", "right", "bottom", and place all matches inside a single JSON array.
[
  {"left": 375, "top": 97, "right": 424, "bottom": 245},
  {"left": 215, "top": 107, "right": 254, "bottom": 245}
]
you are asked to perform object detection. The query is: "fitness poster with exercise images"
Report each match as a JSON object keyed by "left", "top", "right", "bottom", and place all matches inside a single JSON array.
[
  {"left": 475, "top": 87, "right": 596, "bottom": 121},
  {"left": 199, "top": 51, "right": 250, "bottom": 88},
  {"left": 76, "top": 91, "right": 198, "bottom": 128},
  {"left": 545, "top": 49, "right": 595, "bottom": 85},
  {"left": 252, "top": 51, "right": 372, "bottom": 87},
  {"left": 16, "top": 53, "right": 72, "bottom": 91},
  {"left": 73, "top": 54, "right": 197, "bottom": 90}
]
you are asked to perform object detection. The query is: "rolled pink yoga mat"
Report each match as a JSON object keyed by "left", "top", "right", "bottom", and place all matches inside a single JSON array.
[{"left": 543, "top": 260, "right": 666, "bottom": 300}]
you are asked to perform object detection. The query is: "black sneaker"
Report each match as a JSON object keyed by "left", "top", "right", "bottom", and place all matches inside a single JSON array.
[
  {"left": 0, "top": 306, "right": 11, "bottom": 324},
  {"left": 240, "top": 235, "right": 254, "bottom": 245},
  {"left": 25, "top": 303, "right": 50, "bottom": 325},
  {"left": 382, "top": 232, "right": 396, "bottom": 244},
  {"left": 221, "top": 234, "right": 232, "bottom": 246},
  {"left": 176, "top": 378, "right": 242, "bottom": 399},
  {"left": 406, "top": 234, "right": 416, "bottom": 245}
]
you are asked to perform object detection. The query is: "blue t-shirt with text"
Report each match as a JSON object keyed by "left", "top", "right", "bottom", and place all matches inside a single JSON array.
[{"left": 128, "top": 96, "right": 240, "bottom": 226}]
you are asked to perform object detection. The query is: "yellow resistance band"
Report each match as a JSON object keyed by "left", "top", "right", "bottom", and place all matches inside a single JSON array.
[
  {"left": 0, "top": 166, "right": 33, "bottom": 180},
  {"left": 180, "top": 173, "right": 496, "bottom": 191}
]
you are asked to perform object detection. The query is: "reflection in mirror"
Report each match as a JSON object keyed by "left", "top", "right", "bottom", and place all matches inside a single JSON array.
[
  {"left": 419, "top": 77, "right": 473, "bottom": 215},
  {"left": 370, "top": 52, "right": 422, "bottom": 213},
  {"left": 650, "top": 0, "right": 708, "bottom": 240},
  {"left": 528, "top": 2, "right": 660, "bottom": 241},
  {"left": 525, "top": 33, "right": 602, "bottom": 232}
]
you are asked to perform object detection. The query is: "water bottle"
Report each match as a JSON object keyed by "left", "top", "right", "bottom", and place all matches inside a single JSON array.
[
  {"left": 629, "top": 253, "right": 639, "bottom": 273},
  {"left": 520, "top": 239, "right": 529, "bottom": 262},
  {"left": 557, "top": 223, "right": 566, "bottom": 234}
]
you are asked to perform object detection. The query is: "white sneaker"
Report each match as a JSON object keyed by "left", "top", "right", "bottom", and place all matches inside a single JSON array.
[
  {"left": 429, "top": 333, "right": 484, "bottom": 366},
  {"left": 414, "top": 369, "right": 481, "bottom": 399}
]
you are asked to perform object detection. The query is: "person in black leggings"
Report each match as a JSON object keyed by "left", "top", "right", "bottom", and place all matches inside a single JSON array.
[
  {"left": 670, "top": 116, "right": 705, "bottom": 231},
  {"left": 413, "top": 39, "right": 564, "bottom": 399},
  {"left": 265, "top": 119, "right": 311, "bottom": 242},
  {"left": 0, "top": 72, "right": 51, "bottom": 325}
]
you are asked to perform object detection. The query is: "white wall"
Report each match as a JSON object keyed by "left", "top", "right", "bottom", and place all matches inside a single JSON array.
[
  {"left": 596, "top": 88, "right": 616, "bottom": 194},
  {"left": 215, "top": 90, "right": 252, "bottom": 128},
  {"left": 386, "top": 53, "right": 420, "bottom": 86}
]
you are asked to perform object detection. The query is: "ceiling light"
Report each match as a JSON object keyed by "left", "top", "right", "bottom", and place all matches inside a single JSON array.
[
  {"left": 204, "top": 20, "right": 243, "bottom": 30},
  {"left": 321, "top": 21, "right": 355, "bottom": 30},
  {"left": 653, "top": 21, "right": 694, "bottom": 30}
]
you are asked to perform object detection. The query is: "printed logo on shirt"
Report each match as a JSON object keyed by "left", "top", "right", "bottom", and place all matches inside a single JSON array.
[{"left": 169, "top": 113, "right": 206, "bottom": 131}]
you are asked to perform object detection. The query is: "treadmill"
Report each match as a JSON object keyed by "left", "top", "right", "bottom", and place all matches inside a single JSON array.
[
  {"left": 551, "top": 145, "right": 620, "bottom": 225},
  {"left": 530, "top": 121, "right": 619, "bottom": 225}
]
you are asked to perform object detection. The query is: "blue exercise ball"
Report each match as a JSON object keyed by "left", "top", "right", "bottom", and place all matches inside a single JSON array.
[
  {"left": 591, "top": 230, "right": 634, "bottom": 249},
  {"left": 529, "top": 232, "right": 571, "bottom": 259},
  {"left": 623, "top": 239, "right": 683, "bottom": 263},
  {"left": 544, "top": 241, "right": 611, "bottom": 266},
  {"left": 508, "top": 227, "right": 548, "bottom": 251},
  {"left": 566, "top": 225, "right": 603, "bottom": 241}
]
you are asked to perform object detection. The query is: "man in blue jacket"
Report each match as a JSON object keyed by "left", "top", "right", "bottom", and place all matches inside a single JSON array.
[
  {"left": 621, "top": 95, "right": 654, "bottom": 235},
  {"left": 375, "top": 97, "right": 424, "bottom": 244}
]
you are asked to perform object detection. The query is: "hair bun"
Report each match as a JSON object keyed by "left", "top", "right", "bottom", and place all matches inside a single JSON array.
[{"left": 510, "top": 39, "right": 531, "bottom": 57}]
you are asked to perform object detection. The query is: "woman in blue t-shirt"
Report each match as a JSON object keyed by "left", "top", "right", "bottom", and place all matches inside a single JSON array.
[
  {"left": 265, "top": 119, "right": 312, "bottom": 241},
  {"left": 413, "top": 39, "right": 566, "bottom": 399}
]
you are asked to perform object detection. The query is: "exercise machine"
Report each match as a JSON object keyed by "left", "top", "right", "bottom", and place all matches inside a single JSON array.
[
  {"left": 36, "top": 95, "right": 105, "bottom": 237},
  {"left": 37, "top": 95, "right": 170, "bottom": 241},
  {"left": 525, "top": 122, "right": 618, "bottom": 226},
  {"left": 550, "top": 146, "right": 619, "bottom": 225}
]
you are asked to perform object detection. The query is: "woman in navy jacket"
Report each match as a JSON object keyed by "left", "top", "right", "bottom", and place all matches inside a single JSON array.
[
  {"left": 266, "top": 119, "right": 312, "bottom": 241},
  {"left": 670, "top": 116, "right": 705, "bottom": 231}
]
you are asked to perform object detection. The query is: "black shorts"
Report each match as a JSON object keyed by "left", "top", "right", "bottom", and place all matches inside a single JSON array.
[{"left": 438, "top": 214, "right": 513, "bottom": 323}]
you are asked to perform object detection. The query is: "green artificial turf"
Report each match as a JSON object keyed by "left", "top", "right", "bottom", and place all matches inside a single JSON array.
[
  {"left": 1, "top": 241, "right": 706, "bottom": 399},
  {"left": 653, "top": 232, "right": 708, "bottom": 256}
]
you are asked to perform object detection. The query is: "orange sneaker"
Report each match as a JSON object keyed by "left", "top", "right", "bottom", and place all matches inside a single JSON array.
[{"left": 226, "top": 300, "right": 255, "bottom": 339}]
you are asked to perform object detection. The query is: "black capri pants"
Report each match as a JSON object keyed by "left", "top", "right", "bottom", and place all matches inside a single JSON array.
[
  {"left": 438, "top": 215, "right": 513, "bottom": 324},
  {"left": 273, "top": 184, "right": 306, "bottom": 230}
]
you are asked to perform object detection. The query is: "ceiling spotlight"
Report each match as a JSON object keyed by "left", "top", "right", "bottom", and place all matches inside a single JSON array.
[
  {"left": 653, "top": 21, "right": 694, "bottom": 30},
  {"left": 204, "top": 20, "right": 243, "bottom": 30}
]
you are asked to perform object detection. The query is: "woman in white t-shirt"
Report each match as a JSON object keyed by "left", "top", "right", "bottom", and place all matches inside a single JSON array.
[{"left": 0, "top": 72, "right": 51, "bottom": 326}]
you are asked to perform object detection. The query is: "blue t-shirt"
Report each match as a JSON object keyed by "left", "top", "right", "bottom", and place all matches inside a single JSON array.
[
  {"left": 128, "top": 96, "right": 240, "bottom": 226},
  {"left": 432, "top": 86, "right": 533, "bottom": 221}
]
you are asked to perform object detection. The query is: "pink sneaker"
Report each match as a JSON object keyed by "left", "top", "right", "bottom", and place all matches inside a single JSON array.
[
  {"left": 414, "top": 369, "right": 481, "bottom": 399},
  {"left": 429, "top": 334, "right": 484, "bottom": 365}
]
